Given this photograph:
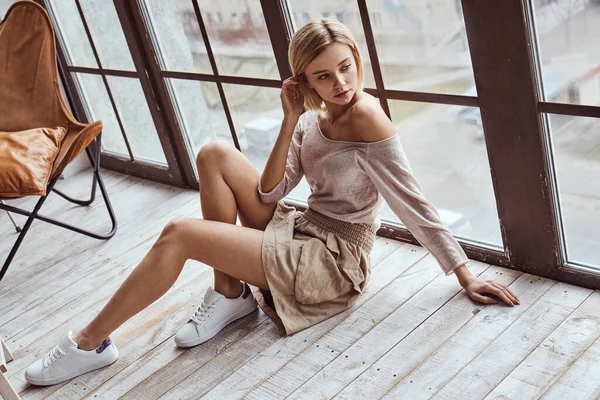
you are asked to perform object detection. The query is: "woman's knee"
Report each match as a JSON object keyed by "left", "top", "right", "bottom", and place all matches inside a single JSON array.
[
  {"left": 159, "top": 218, "right": 198, "bottom": 248},
  {"left": 196, "top": 141, "right": 236, "bottom": 173}
]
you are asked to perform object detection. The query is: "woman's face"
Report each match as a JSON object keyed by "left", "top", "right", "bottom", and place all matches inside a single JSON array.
[{"left": 303, "top": 42, "right": 358, "bottom": 106}]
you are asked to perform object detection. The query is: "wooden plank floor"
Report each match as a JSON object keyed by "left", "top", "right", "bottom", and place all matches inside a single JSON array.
[{"left": 1, "top": 169, "right": 599, "bottom": 400}]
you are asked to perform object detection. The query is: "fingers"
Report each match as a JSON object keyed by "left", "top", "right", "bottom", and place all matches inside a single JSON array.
[
  {"left": 284, "top": 84, "right": 302, "bottom": 99},
  {"left": 469, "top": 280, "right": 520, "bottom": 307},
  {"left": 283, "top": 76, "right": 301, "bottom": 86},
  {"left": 491, "top": 282, "right": 520, "bottom": 306},
  {"left": 484, "top": 282, "right": 515, "bottom": 307},
  {"left": 503, "top": 284, "right": 520, "bottom": 304},
  {"left": 483, "top": 284, "right": 512, "bottom": 306},
  {"left": 468, "top": 278, "right": 520, "bottom": 307},
  {"left": 281, "top": 81, "right": 296, "bottom": 92},
  {"left": 282, "top": 78, "right": 300, "bottom": 94},
  {"left": 492, "top": 287, "right": 514, "bottom": 306},
  {"left": 470, "top": 292, "right": 498, "bottom": 304},
  {"left": 282, "top": 81, "right": 298, "bottom": 94},
  {"left": 283, "top": 74, "right": 305, "bottom": 88},
  {"left": 282, "top": 88, "right": 301, "bottom": 101},
  {"left": 283, "top": 78, "right": 299, "bottom": 86}
]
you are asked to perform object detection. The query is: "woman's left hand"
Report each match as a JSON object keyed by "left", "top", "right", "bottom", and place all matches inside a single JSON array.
[{"left": 463, "top": 277, "right": 520, "bottom": 307}]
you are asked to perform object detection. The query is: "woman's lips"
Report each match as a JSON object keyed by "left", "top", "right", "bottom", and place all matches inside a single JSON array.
[{"left": 335, "top": 89, "right": 351, "bottom": 98}]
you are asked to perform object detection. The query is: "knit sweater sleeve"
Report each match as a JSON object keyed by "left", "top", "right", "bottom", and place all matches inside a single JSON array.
[
  {"left": 257, "top": 114, "right": 306, "bottom": 203},
  {"left": 360, "top": 136, "right": 469, "bottom": 275}
]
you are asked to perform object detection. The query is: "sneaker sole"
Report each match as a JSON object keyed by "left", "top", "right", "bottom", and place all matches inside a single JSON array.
[
  {"left": 25, "top": 346, "right": 119, "bottom": 386},
  {"left": 175, "top": 301, "right": 258, "bottom": 348}
]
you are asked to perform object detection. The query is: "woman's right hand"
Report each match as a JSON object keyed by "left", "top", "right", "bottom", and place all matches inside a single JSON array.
[{"left": 280, "top": 74, "right": 305, "bottom": 121}]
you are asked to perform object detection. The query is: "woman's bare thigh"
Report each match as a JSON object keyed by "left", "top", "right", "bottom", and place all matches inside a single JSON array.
[
  {"left": 174, "top": 218, "right": 269, "bottom": 290},
  {"left": 198, "top": 142, "right": 278, "bottom": 231}
]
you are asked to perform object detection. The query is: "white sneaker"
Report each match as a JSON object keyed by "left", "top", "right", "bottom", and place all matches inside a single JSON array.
[
  {"left": 174, "top": 282, "right": 258, "bottom": 348},
  {"left": 25, "top": 331, "right": 119, "bottom": 386}
]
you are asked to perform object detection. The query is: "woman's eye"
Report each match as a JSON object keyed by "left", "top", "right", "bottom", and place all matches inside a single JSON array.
[
  {"left": 342, "top": 64, "right": 351, "bottom": 71},
  {"left": 318, "top": 74, "right": 329, "bottom": 80}
]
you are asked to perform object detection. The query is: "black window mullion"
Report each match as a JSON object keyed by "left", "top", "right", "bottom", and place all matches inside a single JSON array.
[
  {"left": 356, "top": 0, "right": 390, "bottom": 118},
  {"left": 68, "top": 67, "right": 139, "bottom": 78},
  {"left": 382, "top": 89, "right": 479, "bottom": 107},
  {"left": 161, "top": 71, "right": 281, "bottom": 88},
  {"left": 261, "top": 0, "right": 294, "bottom": 80},
  {"left": 74, "top": 0, "right": 135, "bottom": 161},
  {"left": 539, "top": 102, "right": 600, "bottom": 119},
  {"left": 191, "top": 0, "right": 241, "bottom": 152}
]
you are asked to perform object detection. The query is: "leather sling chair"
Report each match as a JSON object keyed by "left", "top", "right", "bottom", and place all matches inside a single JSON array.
[{"left": 0, "top": 0, "right": 117, "bottom": 283}]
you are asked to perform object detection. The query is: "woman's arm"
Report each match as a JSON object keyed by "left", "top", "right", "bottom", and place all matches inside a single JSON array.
[
  {"left": 353, "top": 104, "right": 520, "bottom": 306},
  {"left": 260, "top": 117, "right": 300, "bottom": 193},
  {"left": 258, "top": 75, "right": 306, "bottom": 202},
  {"left": 455, "top": 264, "right": 520, "bottom": 306},
  {"left": 454, "top": 264, "right": 475, "bottom": 286}
]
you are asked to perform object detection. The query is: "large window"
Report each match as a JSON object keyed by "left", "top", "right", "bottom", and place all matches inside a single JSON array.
[
  {"left": 45, "top": 0, "right": 186, "bottom": 185},
  {"left": 36, "top": 0, "right": 600, "bottom": 288},
  {"left": 139, "top": 0, "right": 286, "bottom": 181},
  {"left": 386, "top": 101, "right": 501, "bottom": 248},
  {"left": 534, "top": 0, "right": 600, "bottom": 107},
  {"left": 365, "top": 0, "right": 476, "bottom": 96},
  {"left": 288, "top": 0, "right": 376, "bottom": 88}
]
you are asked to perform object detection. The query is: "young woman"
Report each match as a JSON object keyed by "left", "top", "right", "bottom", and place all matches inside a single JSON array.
[{"left": 25, "top": 18, "right": 519, "bottom": 386}]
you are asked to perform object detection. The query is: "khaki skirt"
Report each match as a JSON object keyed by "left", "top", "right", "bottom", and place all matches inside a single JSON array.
[{"left": 261, "top": 201, "right": 376, "bottom": 335}]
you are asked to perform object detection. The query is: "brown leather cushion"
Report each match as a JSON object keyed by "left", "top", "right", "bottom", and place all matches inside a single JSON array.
[{"left": 0, "top": 126, "right": 66, "bottom": 198}]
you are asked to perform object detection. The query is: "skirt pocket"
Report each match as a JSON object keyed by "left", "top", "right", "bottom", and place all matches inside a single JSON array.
[{"left": 294, "top": 233, "right": 364, "bottom": 305}]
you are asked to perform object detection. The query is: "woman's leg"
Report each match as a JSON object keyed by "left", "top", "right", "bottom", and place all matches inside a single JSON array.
[
  {"left": 196, "top": 141, "right": 277, "bottom": 298},
  {"left": 73, "top": 142, "right": 277, "bottom": 350}
]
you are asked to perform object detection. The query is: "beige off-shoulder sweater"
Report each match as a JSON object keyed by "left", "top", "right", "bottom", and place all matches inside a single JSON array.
[{"left": 258, "top": 111, "right": 469, "bottom": 275}]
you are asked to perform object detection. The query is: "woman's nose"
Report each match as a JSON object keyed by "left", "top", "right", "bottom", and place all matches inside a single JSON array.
[{"left": 333, "top": 74, "right": 345, "bottom": 88}]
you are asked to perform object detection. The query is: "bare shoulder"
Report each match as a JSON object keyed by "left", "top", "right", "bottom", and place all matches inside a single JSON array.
[{"left": 347, "top": 93, "right": 396, "bottom": 142}]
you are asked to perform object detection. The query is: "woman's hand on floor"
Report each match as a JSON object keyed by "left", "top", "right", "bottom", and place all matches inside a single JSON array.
[{"left": 463, "top": 277, "right": 520, "bottom": 307}]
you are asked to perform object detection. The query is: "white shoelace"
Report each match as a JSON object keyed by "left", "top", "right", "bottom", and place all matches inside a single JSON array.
[
  {"left": 43, "top": 345, "right": 65, "bottom": 368},
  {"left": 190, "top": 302, "right": 216, "bottom": 324}
]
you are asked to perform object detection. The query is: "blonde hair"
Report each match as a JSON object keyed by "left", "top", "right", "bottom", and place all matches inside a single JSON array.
[{"left": 288, "top": 18, "right": 364, "bottom": 110}]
